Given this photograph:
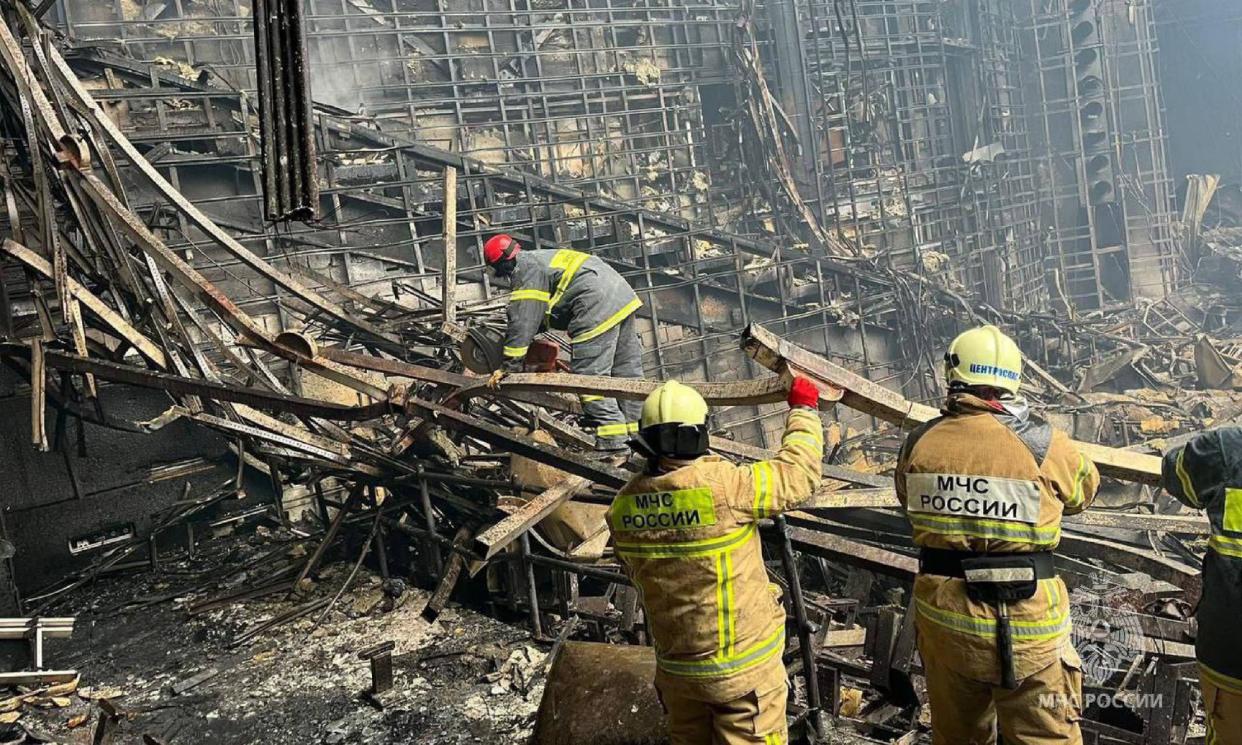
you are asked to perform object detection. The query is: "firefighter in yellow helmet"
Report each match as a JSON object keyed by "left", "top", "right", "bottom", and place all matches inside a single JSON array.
[
  {"left": 607, "top": 377, "right": 824, "bottom": 744},
  {"left": 894, "top": 325, "right": 1099, "bottom": 745}
]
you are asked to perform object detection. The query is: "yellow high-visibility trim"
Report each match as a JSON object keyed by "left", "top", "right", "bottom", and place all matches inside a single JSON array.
[
  {"left": 714, "top": 552, "right": 736, "bottom": 660},
  {"left": 752, "top": 462, "right": 772, "bottom": 519},
  {"left": 1210, "top": 533, "right": 1242, "bottom": 559},
  {"left": 1176, "top": 449, "right": 1201, "bottom": 508},
  {"left": 1066, "top": 454, "right": 1089, "bottom": 509},
  {"left": 715, "top": 553, "right": 727, "bottom": 657},
  {"left": 615, "top": 523, "right": 757, "bottom": 559},
  {"left": 915, "top": 596, "right": 1071, "bottom": 641},
  {"left": 510, "top": 289, "right": 550, "bottom": 303},
  {"left": 723, "top": 551, "right": 736, "bottom": 657},
  {"left": 1045, "top": 577, "right": 1060, "bottom": 621},
  {"left": 548, "top": 250, "right": 590, "bottom": 311},
  {"left": 1224, "top": 488, "right": 1242, "bottom": 533},
  {"left": 597, "top": 422, "right": 630, "bottom": 438},
  {"left": 571, "top": 297, "right": 642, "bottom": 344},
  {"left": 580, "top": 394, "right": 605, "bottom": 403},
  {"left": 627, "top": 422, "right": 641, "bottom": 434},
  {"left": 656, "top": 625, "right": 785, "bottom": 678},
  {"left": 907, "top": 513, "right": 1060, "bottom": 545},
  {"left": 1201, "top": 662, "right": 1242, "bottom": 695},
  {"left": 503, "top": 345, "right": 529, "bottom": 358}
]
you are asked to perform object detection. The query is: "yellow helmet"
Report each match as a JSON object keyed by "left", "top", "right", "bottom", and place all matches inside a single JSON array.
[
  {"left": 640, "top": 380, "right": 708, "bottom": 429},
  {"left": 635, "top": 381, "right": 709, "bottom": 459},
  {"left": 944, "top": 325, "right": 1023, "bottom": 394}
]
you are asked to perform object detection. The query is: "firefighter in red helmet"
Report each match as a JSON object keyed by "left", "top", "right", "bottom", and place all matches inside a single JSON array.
[{"left": 482, "top": 234, "right": 643, "bottom": 451}]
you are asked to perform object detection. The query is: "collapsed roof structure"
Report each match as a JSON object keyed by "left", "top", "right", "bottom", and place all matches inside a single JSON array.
[{"left": 0, "top": 0, "right": 1241, "bottom": 742}]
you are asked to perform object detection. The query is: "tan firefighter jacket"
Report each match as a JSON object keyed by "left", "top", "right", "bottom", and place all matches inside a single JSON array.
[
  {"left": 894, "top": 393, "right": 1100, "bottom": 683},
  {"left": 607, "top": 407, "right": 824, "bottom": 701}
]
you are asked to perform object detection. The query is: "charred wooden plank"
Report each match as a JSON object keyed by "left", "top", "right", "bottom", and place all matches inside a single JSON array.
[{"left": 474, "top": 476, "right": 592, "bottom": 560}]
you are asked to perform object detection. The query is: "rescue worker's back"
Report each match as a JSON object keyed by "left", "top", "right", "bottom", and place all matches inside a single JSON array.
[
  {"left": 1161, "top": 427, "right": 1242, "bottom": 744},
  {"left": 897, "top": 393, "right": 1097, "bottom": 680},
  {"left": 895, "top": 325, "right": 1099, "bottom": 745},
  {"left": 607, "top": 378, "right": 824, "bottom": 744}
]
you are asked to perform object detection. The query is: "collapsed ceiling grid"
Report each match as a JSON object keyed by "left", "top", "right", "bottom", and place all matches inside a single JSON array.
[{"left": 2, "top": 0, "right": 1242, "bottom": 742}]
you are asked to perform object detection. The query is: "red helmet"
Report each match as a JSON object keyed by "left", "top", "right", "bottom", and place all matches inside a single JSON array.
[{"left": 484, "top": 234, "right": 520, "bottom": 265}]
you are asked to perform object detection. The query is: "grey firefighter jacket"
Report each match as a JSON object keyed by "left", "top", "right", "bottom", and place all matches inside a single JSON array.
[
  {"left": 1162, "top": 426, "right": 1242, "bottom": 695},
  {"left": 500, "top": 248, "right": 641, "bottom": 369}
]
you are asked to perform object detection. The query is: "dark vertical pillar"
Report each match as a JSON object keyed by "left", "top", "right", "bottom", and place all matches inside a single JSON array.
[
  {"left": 253, "top": 0, "right": 319, "bottom": 221},
  {"left": 767, "top": 0, "right": 817, "bottom": 189}
]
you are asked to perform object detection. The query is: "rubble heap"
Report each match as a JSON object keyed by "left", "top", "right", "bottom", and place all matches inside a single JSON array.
[{"left": 0, "top": 6, "right": 1238, "bottom": 744}]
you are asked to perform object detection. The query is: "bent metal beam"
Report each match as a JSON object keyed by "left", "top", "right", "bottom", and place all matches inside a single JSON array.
[{"left": 741, "top": 323, "right": 1162, "bottom": 485}]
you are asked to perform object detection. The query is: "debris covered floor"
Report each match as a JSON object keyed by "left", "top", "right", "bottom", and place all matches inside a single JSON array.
[{"left": 8, "top": 530, "right": 547, "bottom": 744}]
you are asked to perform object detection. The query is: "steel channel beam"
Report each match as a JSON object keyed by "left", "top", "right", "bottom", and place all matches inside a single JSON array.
[
  {"left": 453, "top": 371, "right": 788, "bottom": 407},
  {"left": 473, "top": 475, "right": 592, "bottom": 559},
  {"left": 1, "top": 239, "right": 167, "bottom": 367},
  {"left": 320, "top": 347, "right": 888, "bottom": 487},
  {"left": 404, "top": 397, "right": 628, "bottom": 489},
  {"left": 8, "top": 348, "right": 392, "bottom": 421},
  {"left": 741, "top": 323, "right": 1163, "bottom": 485},
  {"left": 317, "top": 346, "right": 579, "bottom": 413}
]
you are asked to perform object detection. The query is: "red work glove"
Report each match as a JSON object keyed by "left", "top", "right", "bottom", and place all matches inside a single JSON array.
[{"left": 788, "top": 377, "right": 819, "bottom": 409}]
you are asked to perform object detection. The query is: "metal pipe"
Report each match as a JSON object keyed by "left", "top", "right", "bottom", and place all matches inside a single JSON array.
[
  {"left": 519, "top": 533, "right": 543, "bottom": 640},
  {"left": 774, "top": 515, "right": 824, "bottom": 740},
  {"left": 417, "top": 469, "right": 443, "bottom": 576},
  {"left": 522, "top": 554, "right": 629, "bottom": 586}
]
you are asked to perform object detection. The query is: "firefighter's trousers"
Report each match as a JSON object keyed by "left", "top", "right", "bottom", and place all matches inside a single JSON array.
[
  {"left": 570, "top": 313, "right": 643, "bottom": 449},
  {"left": 1205, "top": 677, "right": 1242, "bottom": 745},
  {"left": 656, "top": 671, "right": 788, "bottom": 745},
  {"left": 921, "top": 637, "right": 1083, "bottom": 745}
]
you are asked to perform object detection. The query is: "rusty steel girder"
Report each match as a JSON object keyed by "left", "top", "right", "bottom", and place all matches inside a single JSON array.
[
  {"left": 403, "top": 397, "right": 629, "bottom": 489},
  {"left": 0, "top": 347, "right": 394, "bottom": 422},
  {"left": 741, "top": 323, "right": 1162, "bottom": 485}
]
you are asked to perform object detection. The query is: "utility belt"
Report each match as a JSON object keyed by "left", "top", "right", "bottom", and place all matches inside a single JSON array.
[{"left": 919, "top": 548, "right": 1057, "bottom": 689}]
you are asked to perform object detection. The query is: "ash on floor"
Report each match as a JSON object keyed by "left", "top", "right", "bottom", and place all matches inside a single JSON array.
[{"left": 1, "top": 530, "right": 549, "bottom": 744}]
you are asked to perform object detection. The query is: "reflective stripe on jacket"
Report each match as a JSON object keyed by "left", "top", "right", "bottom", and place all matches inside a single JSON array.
[
  {"left": 894, "top": 393, "right": 1100, "bottom": 683},
  {"left": 500, "top": 249, "right": 641, "bottom": 365},
  {"left": 1162, "top": 427, "right": 1242, "bottom": 692},
  {"left": 607, "top": 408, "right": 824, "bottom": 702}
]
